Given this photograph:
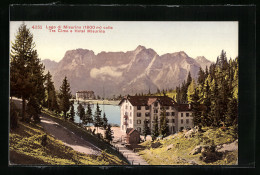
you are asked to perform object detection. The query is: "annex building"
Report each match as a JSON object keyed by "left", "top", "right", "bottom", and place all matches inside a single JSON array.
[
  {"left": 119, "top": 95, "right": 194, "bottom": 135},
  {"left": 76, "top": 90, "right": 95, "bottom": 100}
]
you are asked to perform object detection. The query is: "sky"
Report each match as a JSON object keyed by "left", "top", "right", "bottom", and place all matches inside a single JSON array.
[{"left": 10, "top": 21, "right": 238, "bottom": 62}]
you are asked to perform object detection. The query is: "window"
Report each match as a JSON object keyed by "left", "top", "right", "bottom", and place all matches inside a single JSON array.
[
  {"left": 137, "top": 112, "right": 142, "bottom": 117},
  {"left": 154, "top": 102, "right": 158, "bottom": 107},
  {"left": 153, "top": 115, "right": 158, "bottom": 120},
  {"left": 125, "top": 112, "right": 128, "bottom": 116},
  {"left": 181, "top": 113, "right": 183, "bottom": 117},
  {"left": 137, "top": 120, "right": 141, "bottom": 124},
  {"left": 171, "top": 112, "right": 175, "bottom": 116},
  {"left": 130, "top": 106, "right": 132, "bottom": 110},
  {"left": 172, "top": 119, "right": 175, "bottom": 123},
  {"left": 130, "top": 112, "right": 132, "bottom": 117},
  {"left": 166, "top": 112, "right": 170, "bottom": 116},
  {"left": 186, "top": 113, "right": 189, "bottom": 117},
  {"left": 186, "top": 119, "right": 189, "bottom": 124},
  {"left": 145, "top": 106, "right": 150, "bottom": 110},
  {"left": 154, "top": 109, "right": 158, "bottom": 113},
  {"left": 137, "top": 106, "right": 141, "bottom": 110},
  {"left": 145, "top": 112, "right": 150, "bottom": 117},
  {"left": 166, "top": 119, "right": 169, "bottom": 123},
  {"left": 181, "top": 119, "right": 183, "bottom": 124},
  {"left": 125, "top": 105, "right": 128, "bottom": 109}
]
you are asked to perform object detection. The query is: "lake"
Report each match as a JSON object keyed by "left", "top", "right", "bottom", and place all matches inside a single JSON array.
[{"left": 73, "top": 102, "right": 121, "bottom": 125}]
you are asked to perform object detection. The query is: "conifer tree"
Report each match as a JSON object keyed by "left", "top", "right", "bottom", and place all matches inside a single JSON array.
[
  {"left": 105, "top": 124, "right": 114, "bottom": 143},
  {"left": 84, "top": 103, "right": 93, "bottom": 126},
  {"left": 142, "top": 119, "right": 150, "bottom": 141},
  {"left": 69, "top": 103, "right": 75, "bottom": 122},
  {"left": 10, "top": 23, "right": 46, "bottom": 121},
  {"left": 77, "top": 103, "right": 85, "bottom": 122},
  {"left": 197, "top": 67, "right": 206, "bottom": 85},
  {"left": 187, "top": 79, "right": 196, "bottom": 103},
  {"left": 191, "top": 89, "right": 202, "bottom": 128},
  {"left": 58, "top": 76, "right": 72, "bottom": 119},
  {"left": 94, "top": 103, "right": 102, "bottom": 133},
  {"left": 186, "top": 71, "right": 192, "bottom": 87},
  {"left": 159, "top": 107, "right": 168, "bottom": 137},
  {"left": 152, "top": 116, "right": 159, "bottom": 140},
  {"left": 102, "top": 113, "right": 108, "bottom": 129}
]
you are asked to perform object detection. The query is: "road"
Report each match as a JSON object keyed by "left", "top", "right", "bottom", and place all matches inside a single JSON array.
[
  {"left": 11, "top": 98, "right": 101, "bottom": 155},
  {"left": 40, "top": 114, "right": 101, "bottom": 155}
]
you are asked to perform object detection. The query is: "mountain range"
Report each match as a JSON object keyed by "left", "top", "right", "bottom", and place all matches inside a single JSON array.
[{"left": 42, "top": 45, "right": 212, "bottom": 97}]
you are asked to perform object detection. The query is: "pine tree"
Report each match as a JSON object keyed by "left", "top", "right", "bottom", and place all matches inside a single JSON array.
[
  {"left": 105, "top": 124, "right": 114, "bottom": 143},
  {"left": 225, "top": 98, "right": 238, "bottom": 126},
  {"left": 77, "top": 103, "right": 85, "bottom": 122},
  {"left": 84, "top": 103, "right": 93, "bottom": 126},
  {"left": 142, "top": 119, "right": 150, "bottom": 141},
  {"left": 58, "top": 76, "right": 72, "bottom": 119},
  {"left": 186, "top": 71, "right": 192, "bottom": 87},
  {"left": 94, "top": 103, "right": 102, "bottom": 133},
  {"left": 191, "top": 89, "right": 202, "bottom": 128},
  {"left": 152, "top": 116, "right": 159, "bottom": 140},
  {"left": 44, "top": 71, "right": 54, "bottom": 108},
  {"left": 187, "top": 79, "right": 196, "bottom": 103},
  {"left": 69, "top": 103, "right": 75, "bottom": 122},
  {"left": 159, "top": 108, "right": 168, "bottom": 137},
  {"left": 10, "top": 23, "right": 46, "bottom": 121},
  {"left": 197, "top": 67, "right": 206, "bottom": 85},
  {"left": 102, "top": 113, "right": 108, "bottom": 129}
]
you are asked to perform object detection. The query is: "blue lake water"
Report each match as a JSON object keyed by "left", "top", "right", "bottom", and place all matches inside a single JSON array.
[{"left": 73, "top": 103, "right": 121, "bottom": 125}]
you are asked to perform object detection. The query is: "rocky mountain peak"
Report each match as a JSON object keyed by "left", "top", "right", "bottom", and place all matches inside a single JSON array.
[
  {"left": 135, "top": 45, "right": 146, "bottom": 52},
  {"left": 42, "top": 45, "right": 212, "bottom": 97}
]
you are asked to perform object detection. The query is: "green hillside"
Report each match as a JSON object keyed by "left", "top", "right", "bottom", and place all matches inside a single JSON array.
[
  {"left": 9, "top": 118, "right": 128, "bottom": 165},
  {"left": 136, "top": 127, "right": 238, "bottom": 165}
]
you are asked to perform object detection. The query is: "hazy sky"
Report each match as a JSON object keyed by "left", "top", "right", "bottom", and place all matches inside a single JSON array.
[{"left": 10, "top": 21, "right": 238, "bottom": 62}]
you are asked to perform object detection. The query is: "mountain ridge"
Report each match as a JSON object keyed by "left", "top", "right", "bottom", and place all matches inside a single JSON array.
[{"left": 42, "top": 46, "right": 212, "bottom": 97}]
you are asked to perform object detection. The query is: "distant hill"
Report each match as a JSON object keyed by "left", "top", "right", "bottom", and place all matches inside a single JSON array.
[
  {"left": 195, "top": 56, "right": 213, "bottom": 70},
  {"left": 42, "top": 45, "right": 212, "bottom": 97}
]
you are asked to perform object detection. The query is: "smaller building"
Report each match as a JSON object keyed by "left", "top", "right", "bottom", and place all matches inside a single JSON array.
[
  {"left": 76, "top": 90, "right": 95, "bottom": 100},
  {"left": 125, "top": 128, "right": 140, "bottom": 145}
]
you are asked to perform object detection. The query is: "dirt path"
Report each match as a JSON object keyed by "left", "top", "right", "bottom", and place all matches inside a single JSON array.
[{"left": 40, "top": 115, "right": 101, "bottom": 155}]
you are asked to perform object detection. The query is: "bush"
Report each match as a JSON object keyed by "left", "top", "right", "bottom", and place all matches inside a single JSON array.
[{"left": 199, "top": 146, "right": 222, "bottom": 163}]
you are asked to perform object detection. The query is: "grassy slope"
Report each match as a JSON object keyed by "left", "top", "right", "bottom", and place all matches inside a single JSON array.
[
  {"left": 10, "top": 111, "right": 129, "bottom": 165},
  {"left": 41, "top": 108, "right": 128, "bottom": 161},
  {"left": 137, "top": 127, "right": 238, "bottom": 165}
]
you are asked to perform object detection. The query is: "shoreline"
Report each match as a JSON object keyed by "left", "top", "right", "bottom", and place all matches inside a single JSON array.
[{"left": 72, "top": 99, "right": 120, "bottom": 105}]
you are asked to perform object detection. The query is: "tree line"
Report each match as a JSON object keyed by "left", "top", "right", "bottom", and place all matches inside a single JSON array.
[{"left": 176, "top": 50, "right": 238, "bottom": 130}]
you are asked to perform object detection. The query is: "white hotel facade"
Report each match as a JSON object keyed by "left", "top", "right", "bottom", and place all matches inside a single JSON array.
[{"left": 119, "top": 95, "right": 194, "bottom": 134}]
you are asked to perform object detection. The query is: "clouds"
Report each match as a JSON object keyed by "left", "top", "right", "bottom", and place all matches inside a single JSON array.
[{"left": 90, "top": 66, "right": 123, "bottom": 79}]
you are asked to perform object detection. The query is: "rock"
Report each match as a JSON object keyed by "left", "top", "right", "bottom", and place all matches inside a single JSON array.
[
  {"left": 216, "top": 140, "right": 238, "bottom": 152},
  {"left": 145, "top": 135, "right": 152, "bottom": 141},
  {"left": 151, "top": 142, "right": 162, "bottom": 148},
  {"left": 184, "top": 129, "right": 196, "bottom": 138},
  {"left": 166, "top": 144, "right": 174, "bottom": 151},
  {"left": 190, "top": 145, "right": 209, "bottom": 155}
]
